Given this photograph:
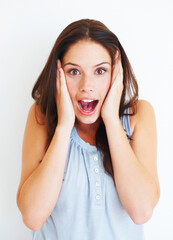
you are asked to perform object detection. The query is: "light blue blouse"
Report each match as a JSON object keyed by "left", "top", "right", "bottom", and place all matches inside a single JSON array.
[{"left": 32, "top": 108, "right": 144, "bottom": 240}]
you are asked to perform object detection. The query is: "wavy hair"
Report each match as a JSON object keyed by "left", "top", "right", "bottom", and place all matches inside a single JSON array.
[{"left": 32, "top": 19, "right": 138, "bottom": 181}]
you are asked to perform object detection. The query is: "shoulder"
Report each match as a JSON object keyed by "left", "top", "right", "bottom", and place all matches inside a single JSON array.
[
  {"left": 29, "top": 102, "right": 47, "bottom": 125},
  {"left": 129, "top": 99, "right": 156, "bottom": 135},
  {"left": 22, "top": 102, "right": 48, "bottom": 171}
]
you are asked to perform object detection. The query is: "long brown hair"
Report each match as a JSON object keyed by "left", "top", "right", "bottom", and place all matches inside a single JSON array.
[{"left": 32, "top": 19, "right": 138, "bottom": 181}]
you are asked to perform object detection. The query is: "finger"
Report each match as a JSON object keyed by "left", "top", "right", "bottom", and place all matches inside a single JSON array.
[
  {"left": 114, "top": 50, "right": 119, "bottom": 62},
  {"left": 113, "top": 51, "right": 123, "bottom": 75},
  {"left": 59, "top": 67, "right": 67, "bottom": 89},
  {"left": 112, "top": 62, "right": 123, "bottom": 86},
  {"left": 57, "top": 59, "right": 61, "bottom": 69},
  {"left": 112, "top": 51, "right": 120, "bottom": 71},
  {"left": 111, "top": 62, "right": 120, "bottom": 85},
  {"left": 57, "top": 59, "right": 66, "bottom": 90},
  {"left": 56, "top": 60, "right": 61, "bottom": 91},
  {"left": 56, "top": 59, "right": 61, "bottom": 83},
  {"left": 57, "top": 59, "right": 65, "bottom": 84}
]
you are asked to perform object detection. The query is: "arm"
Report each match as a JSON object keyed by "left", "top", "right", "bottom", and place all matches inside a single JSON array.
[
  {"left": 16, "top": 104, "right": 72, "bottom": 231},
  {"left": 104, "top": 100, "right": 160, "bottom": 224},
  {"left": 101, "top": 52, "right": 160, "bottom": 224},
  {"left": 16, "top": 60, "right": 75, "bottom": 231}
]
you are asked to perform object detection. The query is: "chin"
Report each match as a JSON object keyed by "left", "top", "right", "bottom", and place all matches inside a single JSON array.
[{"left": 75, "top": 114, "right": 101, "bottom": 126}]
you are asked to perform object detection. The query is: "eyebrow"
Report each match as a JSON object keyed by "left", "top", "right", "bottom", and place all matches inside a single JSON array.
[{"left": 63, "top": 62, "right": 111, "bottom": 67}]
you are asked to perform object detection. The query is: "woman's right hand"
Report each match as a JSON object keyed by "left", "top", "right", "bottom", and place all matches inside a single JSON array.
[{"left": 55, "top": 59, "right": 75, "bottom": 131}]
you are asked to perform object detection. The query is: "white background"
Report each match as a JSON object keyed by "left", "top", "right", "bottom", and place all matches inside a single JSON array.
[{"left": 0, "top": 0, "right": 173, "bottom": 239}]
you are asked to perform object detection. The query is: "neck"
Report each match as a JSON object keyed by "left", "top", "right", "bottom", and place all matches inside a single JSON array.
[{"left": 75, "top": 117, "right": 101, "bottom": 145}]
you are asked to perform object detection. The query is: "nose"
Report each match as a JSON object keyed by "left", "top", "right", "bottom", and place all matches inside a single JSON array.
[{"left": 79, "top": 74, "right": 95, "bottom": 92}]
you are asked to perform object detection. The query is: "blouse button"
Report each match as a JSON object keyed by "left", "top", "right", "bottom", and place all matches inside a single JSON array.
[
  {"left": 93, "top": 156, "right": 98, "bottom": 161},
  {"left": 94, "top": 168, "right": 99, "bottom": 173},
  {"left": 96, "top": 195, "right": 101, "bottom": 200},
  {"left": 95, "top": 181, "right": 100, "bottom": 187},
  {"left": 92, "top": 149, "right": 97, "bottom": 153}
]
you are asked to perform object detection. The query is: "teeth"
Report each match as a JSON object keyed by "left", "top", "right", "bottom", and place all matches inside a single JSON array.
[{"left": 81, "top": 99, "right": 94, "bottom": 102}]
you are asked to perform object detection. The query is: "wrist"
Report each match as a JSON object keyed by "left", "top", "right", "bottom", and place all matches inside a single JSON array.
[
  {"left": 102, "top": 115, "right": 120, "bottom": 127},
  {"left": 56, "top": 123, "right": 73, "bottom": 136}
]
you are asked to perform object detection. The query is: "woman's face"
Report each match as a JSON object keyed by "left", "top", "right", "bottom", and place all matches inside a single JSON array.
[{"left": 62, "top": 39, "right": 112, "bottom": 126}]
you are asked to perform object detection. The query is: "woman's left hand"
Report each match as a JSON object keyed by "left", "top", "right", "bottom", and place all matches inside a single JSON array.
[{"left": 101, "top": 51, "right": 124, "bottom": 124}]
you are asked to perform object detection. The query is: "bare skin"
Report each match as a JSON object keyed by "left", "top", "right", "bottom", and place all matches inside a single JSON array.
[{"left": 16, "top": 40, "right": 160, "bottom": 230}]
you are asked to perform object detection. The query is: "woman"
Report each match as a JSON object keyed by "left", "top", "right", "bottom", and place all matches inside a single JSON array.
[{"left": 17, "top": 19, "right": 160, "bottom": 239}]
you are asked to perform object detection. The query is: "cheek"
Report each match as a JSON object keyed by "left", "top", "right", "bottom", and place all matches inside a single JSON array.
[
  {"left": 65, "top": 77, "right": 80, "bottom": 104},
  {"left": 98, "top": 77, "right": 111, "bottom": 98},
  {"left": 65, "top": 78, "right": 75, "bottom": 99}
]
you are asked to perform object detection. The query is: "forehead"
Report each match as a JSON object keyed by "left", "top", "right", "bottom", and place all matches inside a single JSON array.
[{"left": 62, "top": 40, "right": 111, "bottom": 65}]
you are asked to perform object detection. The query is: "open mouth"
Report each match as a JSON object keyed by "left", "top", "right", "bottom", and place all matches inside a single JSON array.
[{"left": 78, "top": 99, "right": 99, "bottom": 113}]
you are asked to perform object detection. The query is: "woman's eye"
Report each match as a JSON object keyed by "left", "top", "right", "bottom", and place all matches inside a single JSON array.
[
  {"left": 96, "top": 68, "right": 106, "bottom": 75},
  {"left": 68, "top": 69, "right": 80, "bottom": 75}
]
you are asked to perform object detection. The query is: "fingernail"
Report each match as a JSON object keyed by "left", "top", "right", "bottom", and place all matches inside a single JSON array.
[
  {"left": 57, "top": 59, "right": 61, "bottom": 69},
  {"left": 59, "top": 68, "right": 61, "bottom": 77},
  {"left": 115, "top": 51, "right": 119, "bottom": 59}
]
